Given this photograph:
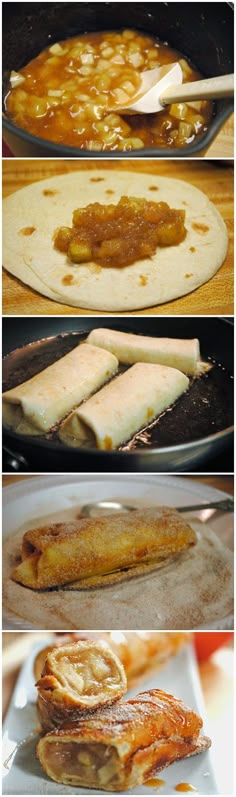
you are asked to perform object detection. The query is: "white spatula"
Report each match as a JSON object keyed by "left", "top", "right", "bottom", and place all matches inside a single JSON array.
[{"left": 115, "top": 62, "right": 234, "bottom": 114}]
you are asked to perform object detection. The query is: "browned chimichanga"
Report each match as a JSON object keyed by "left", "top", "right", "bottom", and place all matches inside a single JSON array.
[
  {"left": 34, "top": 632, "right": 191, "bottom": 687},
  {"left": 37, "top": 688, "right": 211, "bottom": 791},
  {"left": 12, "top": 507, "right": 197, "bottom": 590},
  {"left": 36, "top": 640, "right": 127, "bottom": 732},
  {"left": 104, "top": 631, "right": 191, "bottom": 684}
]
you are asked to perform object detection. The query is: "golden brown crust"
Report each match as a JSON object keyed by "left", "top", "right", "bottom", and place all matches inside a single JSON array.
[
  {"left": 63, "top": 555, "right": 178, "bottom": 589},
  {"left": 36, "top": 640, "right": 127, "bottom": 731},
  {"left": 12, "top": 507, "right": 197, "bottom": 590},
  {"left": 37, "top": 688, "right": 211, "bottom": 791},
  {"left": 34, "top": 632, "right": 190, "bottom": 686},
  {"left": 106, "top": 631, "right": 191, "bottom": 684}
]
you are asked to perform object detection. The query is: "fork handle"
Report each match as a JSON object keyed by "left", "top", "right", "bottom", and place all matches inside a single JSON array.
[
  {"left": 177, "top": 499, "right": 233, "bottom": 513},
  {"left": 160, "top": 73, "right": 234, "bottom": 105}
]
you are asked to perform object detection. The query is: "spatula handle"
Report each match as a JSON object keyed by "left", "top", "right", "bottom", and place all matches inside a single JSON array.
[{"left": 160, "top": 73, "right": 234, "bottom": 105}]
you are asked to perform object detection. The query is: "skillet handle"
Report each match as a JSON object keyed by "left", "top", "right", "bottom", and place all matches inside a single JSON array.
[{"left": 3, "top": 445, "right": 29, "bottom": 472}]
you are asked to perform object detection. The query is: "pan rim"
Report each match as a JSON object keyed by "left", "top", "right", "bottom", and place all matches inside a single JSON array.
[
  {"left": 2, "top": 103, "right": 234, "bottom": 158},
  {"left": 3, "top": 421, "right": 234, "bottom": 458}
]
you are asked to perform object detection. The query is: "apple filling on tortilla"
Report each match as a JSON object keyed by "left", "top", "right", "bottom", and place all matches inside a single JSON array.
[{"left": 54, "top": 196, "right": 187, "bottom": 267}]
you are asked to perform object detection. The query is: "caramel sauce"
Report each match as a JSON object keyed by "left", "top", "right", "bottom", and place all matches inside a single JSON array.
[
  {"left": 146, "top": 778, "right": 166, "bottom": 788},
  {"left": 175, "top": 783, "right": 197, "bottom": 792}
]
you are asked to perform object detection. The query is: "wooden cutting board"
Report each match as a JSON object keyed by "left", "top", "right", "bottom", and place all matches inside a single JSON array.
[
  {"left": 207, "top": 114, "right": 234, "bottom": 159},
  {"left": 3, "top": 475, "right": 234, "bottom": 494},
  {"left": 3, "top": 159, "right": 234, "bottom": 316}
]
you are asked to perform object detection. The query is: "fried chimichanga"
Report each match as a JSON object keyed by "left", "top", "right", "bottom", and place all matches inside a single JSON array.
[
  {"left": 36, "top": 640, "right": 127, "bottom": 732},
  {"left": 37, "top": 688, "right": 211, "bottom": 791},
  {"left": 2, "top": 343, "right": 118, "bottom": 435},
  {"left": 12, "top": 507, "right": 197, "bottom": 590},
  {"left": 59, "top": 362, "right": 189, "bottom": 449},
  {"left": 87, "top": 328, "right": 202, "bottom": 375},
  {"left": 104, "top": 631, "right": 191, "bottom": 683},
  {"left": 34, "top": 632, "right": 191, "bottom": 687}
]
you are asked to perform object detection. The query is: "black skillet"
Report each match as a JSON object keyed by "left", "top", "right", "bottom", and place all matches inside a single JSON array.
[
  {"left": 2, "top": 2, "right": 234, "bottom": 158},
  {"left": 2, "top": 317, "right": 234, "bottom": 473}
]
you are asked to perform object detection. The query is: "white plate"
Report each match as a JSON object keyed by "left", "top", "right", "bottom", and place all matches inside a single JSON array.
[
  {"left": 2, "top": 638, "right": 218, "bottom": 795},
  {"left": 2, "top": 475, "right": 234, "bottom": 631}
]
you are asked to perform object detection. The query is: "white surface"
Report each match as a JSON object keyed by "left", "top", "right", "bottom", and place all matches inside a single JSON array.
[
  {"left": 2, "top": 639, "right": 218, "bottom": 795},
  {"left": 2, "top": 475, "right": 233, "bottom": 631}
]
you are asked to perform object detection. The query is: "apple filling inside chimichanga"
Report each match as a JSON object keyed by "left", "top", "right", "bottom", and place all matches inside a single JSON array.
[
  {"left": 37, "top": 688, "right": 211, "bottom": 792},
  {"left": 37, "top": 640, "right": 127, "bottom": 731},
  {"left": 41, "top": 741, "right": 120, "bottom": 789},
  {"left": 39, "top": 737, "right": 210, "bottom": 790},
  {"left": 33, "top": 632, "right": 190, "bottom": 687}
]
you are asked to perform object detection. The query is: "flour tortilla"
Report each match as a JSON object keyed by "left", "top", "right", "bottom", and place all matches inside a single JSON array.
[
  {"left": 2, "top": 344, "right": 118, "bottom": 435},
  {"left": 59, "top": 363, "right": 189, "bottom": 450},
  {"left": 3, "top": 170, "right": 228, "bottom": 312},
  {"left": 86, "top": 328, "right": 201, "bottom": 375}
]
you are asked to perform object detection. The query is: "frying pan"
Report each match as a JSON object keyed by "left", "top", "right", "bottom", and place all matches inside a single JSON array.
[
  {"left": 2, "top": 317, "right": 234, "bottom": 473},
  {"left": 2, "top": 2, "right": 234, "bottom": 158}
]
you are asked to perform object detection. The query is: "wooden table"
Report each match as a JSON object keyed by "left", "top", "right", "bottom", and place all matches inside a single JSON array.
[
  {"left": 2, "top": 159, "right": 234, "bottom": 316},
  {"left": 207, "top": 113, "right": 234, "bottom": 158},
  {"left": 2, "top": 474, "right": 234, "bottom": 494}
]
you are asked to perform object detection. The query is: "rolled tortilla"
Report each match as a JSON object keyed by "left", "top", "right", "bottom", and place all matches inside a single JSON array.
[
  {"left": 36, "top": 639, "right": 127, "bottom": 732},
  {"left": 11, "top": 507, "right": 197, "bottom": 590},
  {"left": 34, "top": 632, "right": 190, "bottom": 687},
  {"left": 87, "top": 328, "right": 201, "bottom": 375},
  {"left": 2, "top": 344, "right": 118, "bottom": 435},
  {"left": 37, "top": 688, "right": 211, "bottom": 790},
  {"left": 59, "top": 363, "right": 189, "bottom": 450}
]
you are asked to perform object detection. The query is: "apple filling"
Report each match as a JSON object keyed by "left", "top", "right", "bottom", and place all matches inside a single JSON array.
[
  {"left": 37, "top": 641, "right": 127, "bottom": 713},
  {"left": 44, "top": 740, "right": 120, "bottom": 788},
  {"left": 55, "top": 651, "right": 121, "bottom": 695}
]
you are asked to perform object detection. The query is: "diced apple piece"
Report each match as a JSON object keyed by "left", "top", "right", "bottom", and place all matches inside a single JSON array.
[
  {"left": 170, "top": 103, "right": 188, "bottom": 120},
  {"left": 68, "top": 241, "right": 92, "bottom": 262},
  {"left": 186, "top": 100, "right": 203, "bottom": 112},
  {"left": 179, "top": 58, "right": 193, "bottom": 77},
  {"left": 177, "top": 121, "right": 194, "bottom": 144},
  {"left": 10, "top": 71, "right": 25, "bottom": 88}
]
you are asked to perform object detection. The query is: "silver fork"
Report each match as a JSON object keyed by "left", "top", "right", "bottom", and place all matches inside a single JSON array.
[
  {"left": 81, "top": 498, "right": 234, "bottom": 517},
  {"left": 177, "top": 498, "right": 234, "bottom": 513}
]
